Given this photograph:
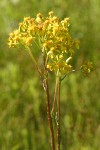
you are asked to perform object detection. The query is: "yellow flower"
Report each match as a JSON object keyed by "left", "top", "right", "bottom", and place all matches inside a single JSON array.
[
  {"left": 47, "top": 64, "right": 53, "bottom": 71},
  {"left": 48, "top": 11, "right": 54, "bottom": 16},
  {"left": 26, "top": 37, "right": 33, "bottom": 45},
  {"left": 24, "top": 17, "right": 30, "bottom": 22},
  {"left": 36, "top": 17, "right": 42, "bottom": 23},
  {"left": 59, "top": 54, "right": 63, "bottom": 59}
]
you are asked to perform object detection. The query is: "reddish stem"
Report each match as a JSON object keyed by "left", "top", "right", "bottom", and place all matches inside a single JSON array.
[
  {"left": 45, "top": 78, "right": 55, "bottom": 150},
  {"left": 57, "top": 77, "right": 61, "bottom": 150}
]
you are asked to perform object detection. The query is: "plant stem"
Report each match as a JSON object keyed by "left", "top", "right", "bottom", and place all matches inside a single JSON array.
[
  {"left": 27, "top": 47, "right": 55, "bottom": 149},
  {"left": 45, "top": 78, "right": 55, "bottom": 150},
  {"left": 27, "top": 47, "right": 42, "bottom": 76},
  {"left": 51, "top": 77, "right": 58, "bottom": 115},
  {"left": 57, "top": 77, "right": 61, "bottom": 150}
]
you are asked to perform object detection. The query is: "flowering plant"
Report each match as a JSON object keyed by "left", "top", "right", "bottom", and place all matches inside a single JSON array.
[{"left": 8, "top": 11, "right": 94, "bottom": 150}]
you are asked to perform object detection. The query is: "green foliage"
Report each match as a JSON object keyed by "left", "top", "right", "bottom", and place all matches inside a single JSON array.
[{"left": 0, "top": 0, "right": 100, "bottom": 149}]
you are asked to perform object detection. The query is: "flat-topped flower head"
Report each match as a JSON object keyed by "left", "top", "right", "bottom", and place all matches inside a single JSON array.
[{"left": 8, "top": 11, "right": 80, "bottom": 76}]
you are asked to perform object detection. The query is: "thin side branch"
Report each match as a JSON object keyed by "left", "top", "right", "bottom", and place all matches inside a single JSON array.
[
  {"left": 51, "top": 78, "right": 58, "bottom": 115},
  {"left": 27, "top": 47, "right": 43, "bottom": 76}
]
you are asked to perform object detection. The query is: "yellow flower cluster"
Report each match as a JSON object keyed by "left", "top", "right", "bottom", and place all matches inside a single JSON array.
[
  {"left": 8, "top": 11, "right": 80, "bottom": 75},
  {"left": 8, "top": 17, "right": 36, "bottom": 47},
  {"left": 81, "top": 61, "right": 94, "bottom": 76}
]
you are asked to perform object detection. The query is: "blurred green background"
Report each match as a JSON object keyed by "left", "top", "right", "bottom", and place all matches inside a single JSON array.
[{"left": 0, "top": 0, "right": 100, "bottom": 149}]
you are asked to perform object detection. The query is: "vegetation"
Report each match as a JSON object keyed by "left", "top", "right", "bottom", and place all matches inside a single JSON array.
[{"left": 0, "top": 0, "right": 100, "bottom": 150}]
